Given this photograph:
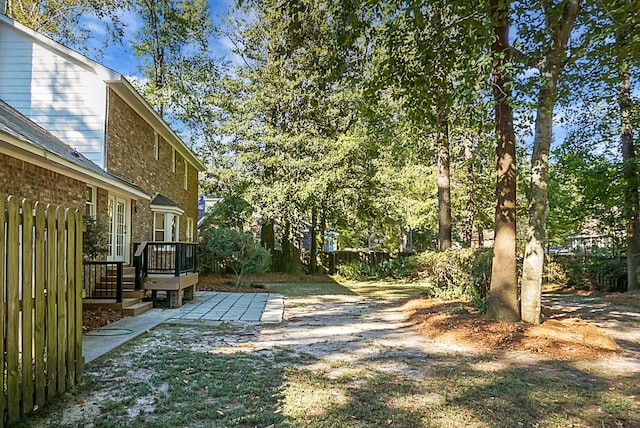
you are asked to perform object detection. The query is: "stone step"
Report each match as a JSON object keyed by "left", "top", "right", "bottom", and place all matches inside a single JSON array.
[{"left": 123, "top": 301, "right": 153, "bottom": 317}]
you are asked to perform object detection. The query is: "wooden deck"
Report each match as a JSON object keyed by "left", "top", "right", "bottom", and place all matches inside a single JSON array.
[{"left": 144, "top": 273, "right": 199, "bottom": 308}]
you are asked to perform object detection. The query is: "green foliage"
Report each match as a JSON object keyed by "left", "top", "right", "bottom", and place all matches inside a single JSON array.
[
  {"left": 198, "top": 228, "right": 271, "bottom": 286},
  {"left": 82, "top": 216, "right": 109, "bottom": 261},
  {"left": 549, "top": 256, "right": 626, "bottom": 292},
  {"left": 198, "top": 195, "right": 252, "bottom": 231},
  {"left": 380, "top": 257, "right": 416, "bottom": 279},
  {"left": 413, "top": 248, "right": 492, "bottom": 306},
  {"left": 338, "top": 261, "right": 376, "bottom": 280},
  {"left": 131, "top": 0, "right": 213, "bottom": 117},
  {"left": 7, "top": 0, "right": 126, "bottom": 52}
]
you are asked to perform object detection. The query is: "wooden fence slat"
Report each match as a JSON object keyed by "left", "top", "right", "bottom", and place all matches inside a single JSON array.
[
  {"left": 66, "top": 210, "right": 76, "bottom": 387},
  {"left": 2, "top": 196, "right": 85, "bottom": 426},
  {"left": 75, "top": 212, "right": 84, "bottom": 377},
  {"left": 46, "top": 204, "right": 57, "bottom": 400},
  {"left": 34, "top": 202, "right": 47, "bottom": 408},
  {"left": 56, "top": 207, "right": 67, "bottom": 393},
  {"left": 22, "top": 199, "right": 34, "bottom": 415},
  {"left": 0, "top": 195, "right": 6, "bottom": 423},
  {"left": 6, "top": 196, "right": 20, "bottom": 424}
]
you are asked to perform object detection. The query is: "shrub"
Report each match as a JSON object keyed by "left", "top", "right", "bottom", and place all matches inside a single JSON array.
[
  {"left": 379, "top": 257, "right": 412, "bottom": 278},
  {"left": 83, "top": 216, "right": 109, "bottom": 261},
  {"left": 551, "top": 255, "right": 626, "bottom": 292},
  {"left": 338, "top": 261, "right": 376, "bottom": 280},
  {"left": 413, "top": 248, "right": 492, "bottom": 306},
  {"left": 198, "top": 228, "right": 271, "bottom": 287}
]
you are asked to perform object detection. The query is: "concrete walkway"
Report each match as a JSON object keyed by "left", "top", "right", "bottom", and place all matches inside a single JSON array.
[{"left": 83, "top": 291, "right": 284, "bottom": 364}]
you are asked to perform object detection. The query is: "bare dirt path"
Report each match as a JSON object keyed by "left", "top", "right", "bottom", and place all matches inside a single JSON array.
[
  {"left": 19, "top": 286, "right": 640, "bottom": 427},
  {"left": 544, "top": 292, "right": 640, "bottom": 355}
]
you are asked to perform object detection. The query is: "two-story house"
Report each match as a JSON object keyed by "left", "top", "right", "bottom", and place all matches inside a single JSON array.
[{"left": 0, "top": 11, "right": 206, "bottom": 265}]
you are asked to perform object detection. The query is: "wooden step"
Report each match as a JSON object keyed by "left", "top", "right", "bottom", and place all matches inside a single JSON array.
[
  {"left": 123, "top": 289, "right": 146, "bottom": 300},
  {"left": 106, "top": 266, "right": 136, "bottom": 276},
  {"left": 123, "top": 301, "right": 153, "bottom": 316},
  {"left": 83, "top": 297, "right": 139, "bottom": 311}
]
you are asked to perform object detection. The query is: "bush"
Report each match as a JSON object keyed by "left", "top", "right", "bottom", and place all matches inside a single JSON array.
[
  {"left": 338, "top": 261, "right": 376, "bottom": 280},
  {"left": 550, "top": 255, "right": 626, "bottom": 292},
  {"left": 413, "top": 248, "right": 492, "bottom": 306},
  {"left": 381, "top": 257, "right": 416, "bottom": 279},
  {"left": 83, "top": 216, "right": 109, "bottom": 261},
  {"left": 198, "top": 228, "right": 271, "bottom": 287}
]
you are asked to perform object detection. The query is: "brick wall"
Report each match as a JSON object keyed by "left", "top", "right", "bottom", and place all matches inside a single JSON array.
[
  {"left": 0, "top": 152, "right": 85, "bottom": 210},
  {"left": 105, "top": 88, "right": 200, "bottom": 243}
]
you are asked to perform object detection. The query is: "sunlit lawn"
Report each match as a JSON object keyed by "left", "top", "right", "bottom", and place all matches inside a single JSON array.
[
  {"left": 18, "top": 279, "right": 640, "bottom": 428},
  {"left": 265, "top": 277, "right": 429, "bottom": 299}
]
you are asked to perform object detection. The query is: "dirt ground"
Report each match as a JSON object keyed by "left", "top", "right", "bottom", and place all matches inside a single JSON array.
[
  {"left": 30, "top": 278, "right": 640, "bottom": 427},
  {"left": 83, "top": 277, "right": 640, "bottom": 362}
]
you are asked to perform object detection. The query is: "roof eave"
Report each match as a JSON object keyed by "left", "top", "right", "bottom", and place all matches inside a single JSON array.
[{"left": 0, "top": 132, "right": 150, "bottom": 200}]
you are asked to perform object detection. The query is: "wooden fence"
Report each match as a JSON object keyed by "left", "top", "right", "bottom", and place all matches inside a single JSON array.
[{"left": 0, "top": 195, "right": 83, "bottom": 426}]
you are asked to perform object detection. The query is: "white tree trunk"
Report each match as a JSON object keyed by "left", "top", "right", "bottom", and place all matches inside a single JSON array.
[{"left": 520, "top": 0, "right": 580, "bottom": 324}]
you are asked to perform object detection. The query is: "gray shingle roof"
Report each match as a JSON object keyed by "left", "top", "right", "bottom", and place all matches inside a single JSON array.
[{"left": 150, "top": 193, "right": 182, "bottom": 209}]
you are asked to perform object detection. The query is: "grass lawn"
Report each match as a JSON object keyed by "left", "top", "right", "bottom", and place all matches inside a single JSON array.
[{"left": 17, "top": 278, "right": 640, "bottom": 427}]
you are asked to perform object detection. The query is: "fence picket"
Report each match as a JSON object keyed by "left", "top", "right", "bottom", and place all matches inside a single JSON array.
[
  {"left": 45, "top": 204, "right": 57, "bottom": 400},
  {"left": 22, "top": 199, "right": 34, "bottom": 415},
  {"left": 66, "top": 210, "right": 76, "bottom": 387},
  {"left": 1, "top": 196, "right": 84, "bottom": 427},
  {"left": 0, "top": 196, "right": 5, "bottom": 422},
  {"left": 75, "top": 212, "right": 84, "bottom": 376},
  {"left": 6, "top": 196, "right": 20, "bottom": 424},
  {"left": 56, "top": 207, "right": 67, "bottom": 393},
  {"left": 34, "top": 202, "right": 47, "bottom": 408}
]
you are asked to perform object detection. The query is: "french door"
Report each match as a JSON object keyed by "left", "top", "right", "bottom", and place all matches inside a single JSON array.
[{"left": 107, "top": 195, "right": 129, "bottom": 262}]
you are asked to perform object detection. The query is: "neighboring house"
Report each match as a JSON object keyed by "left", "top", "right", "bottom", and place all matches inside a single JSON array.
[{"left": 0, "top": 11, "right": 206, "bottom": 264}]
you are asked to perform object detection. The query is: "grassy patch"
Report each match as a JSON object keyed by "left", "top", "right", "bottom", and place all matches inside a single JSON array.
[
  {"left": 266, "top": 278, "right": 428, "bottom": 299},
  {"left": 279, "top": 358, "right": 640, "bottom": 427}
]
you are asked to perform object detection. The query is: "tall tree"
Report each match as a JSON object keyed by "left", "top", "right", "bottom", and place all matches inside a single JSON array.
[
  {"left": 613, "top": 1, "right": 640, "bottom": 291},
  {"left": 519, "top": 0, "right": 581, "bottom": 324},
  {"left": 5, "top": 0, "right": 125, "bottom": 52},
  {"left": 131, "top": 0, "right": 212, "bottom": 117},
  {"left": 487, "top": 0, "right": 519, "bottom": 322}
]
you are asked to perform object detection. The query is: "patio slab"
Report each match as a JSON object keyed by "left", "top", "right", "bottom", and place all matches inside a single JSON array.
[{"left": 83, "top": 291, "right": 284, "bottom": 363}]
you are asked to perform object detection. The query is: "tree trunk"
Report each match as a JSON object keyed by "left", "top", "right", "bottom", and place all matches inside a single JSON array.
[
  {"left": 437, "top": 113, "right": 452, "bottom": 251},
  {"left": 616, "top": 34, "right": 640, "bottom": 291},
  {"left": 399, "top": 226, "right": 413, "bottom": 254},
  {"left": 477, "top": 225, "right": 484, "bottom": 248},
  {"left": 261, "top": 218, "right": 275, "bottom": 250},
  {"left": 618, "top": 56, "right": 640, "bottom": 291},
  {"left": 520, "top": 0, "right": 580, "bottom": 324},
  {"left": 281, "top": 219, "right": 291, "bottom": 273},
  {"left": 463, "top": 133, "right": 475, "bottom": 248},
  {"left": 487, "top": 0, "right": 520, "bottom": 322},
  {"left": 521, "top": 80, "right": 555, "bottom": 324},
  {"left": 309, "top": 206, "right": 318, "bottom": 274}
]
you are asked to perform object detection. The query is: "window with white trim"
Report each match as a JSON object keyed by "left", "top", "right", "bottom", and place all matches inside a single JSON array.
[
  {"left": 186, "top": 217, "right": 194, "bottom": 241},
  {"left": 85, "top": 185, "right": 95, "bottom": 217},
  {"left": 154, "top": 132, "right": 159, "bottom": 160},
  {"left": 153, "top": 211, "right": 180, "bottom": 242}
]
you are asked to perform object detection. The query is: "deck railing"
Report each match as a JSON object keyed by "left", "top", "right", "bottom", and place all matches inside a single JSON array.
[
  {"left": 133, "top": 242, "right": 197, "bottom": 278},
  {"left": 82, "top": 261, "right": 124, "bottom": 303}
]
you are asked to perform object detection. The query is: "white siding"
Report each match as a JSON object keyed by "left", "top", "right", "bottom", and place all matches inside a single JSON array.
[{"left": 0, "top": 23, "right": 107, "bottom": 167}]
